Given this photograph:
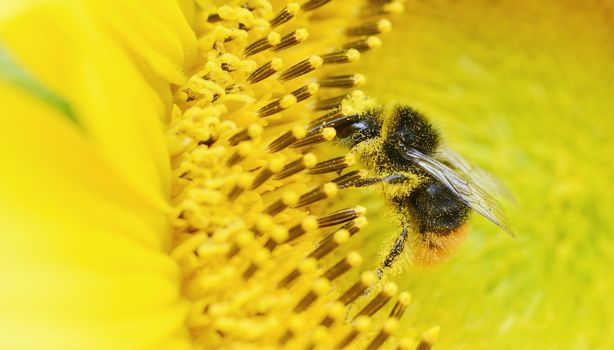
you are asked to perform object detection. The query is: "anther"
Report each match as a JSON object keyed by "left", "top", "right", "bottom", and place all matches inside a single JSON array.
[
  {"left": 415, "top": 326, "right": 440, "bottom": 350},
  {"left": 294, "top": 278, "right": 330, "bottom": 312},
  {"left": 279, "top": 56, "right": 323, "bottom": 81},
  {"left": 362, "top": 1, "right": 405, "bottom": 16},
  {"left": 225, "top": 231, "right": 253, "bottom": 259},
  {"left": 242, "top": 249, "right": 269, "bottom": 281},
  {"left": 243, "top": 31, "right": 281, "bottom": 56},
  {"left": 285, "top": 216, "right": 318, "bottom": 243},
  {"left": 308, "top": 154, "right": 355, "bottom": 174},
  {"left": 389, "top": 292, "right": 412, "bottom": 319},
  {"left": 322, "top": 252, "right": 362, "bottom": 281},
  {"left": 353, "top": 282, "right": 397, "bottom": 320},
  {"left": 319, "top": 302, "right": 346, "bottom": 328},
  {"left": 263, "top": 225, "right": 289, "bottom": 252},
  {"left": 274, "top": 28, "right": 309, "bottom": 51},
  {"left": 317, "top": 206, "right": 366, "bottom": 228},
  {"left": 290, "top": 127, "right": 336, "bottom": 149},
  {"left": 228, "top": 124, "right": 263, "bottom": 146},
  {"left": 267, "top": 126, "right": 308, "bottom": 153},
  {"left": 331, "top": 170, "right": 364, "bottom": 189},
  {"left": 226, "top": 142, "right": 253, "bottom": 166},
  {"left": 274, "top": 153, "right": 317, "bottom": 180},
  {"left": 277, "top": 257, "right": 317, "bottom": 289},
  {"left": 343, "top": 35, "right": 382, "bottom": 52},
  {"left": 302, "top": 0, "right": 333, "bottom": 11},
  {"left": 319, "top": 74, "right": 366, "bottom": 88},
  {"left": 307, "top": 110, "right": 359, "bottom": 135},
  {"left": 270, "top": 3, "right": 300, "bottom": 27},
  {"left": 366, "top": 319, "right": 399, "bottom": 350},
  {"left": 251, "top": 158, "right": 285, "bottom": 190},
  {"left": 206, "top": 13, "right": 222, "bottom": 22},
  {"left": 314, "top": 94, "right": 348, "bottom": 111},
  {"left": 291, "top": 82, "right": 320, "bottom": 102},
  {"left": 308, "top": 228, "right": 350, "bottom": 260},
  {"left": 321, "top": 49, "right": 361, "bottom": 64},
  {"left": 257, "top": 94, "right": 297, "bottom": 117},
  {"left": 337, "top": 271, "right": 377, "bottom": 305},
  {"left": 294, "top": 182, "right": 338, "bottom": 208},
  {"left": 336, "top": 316, "right": 371, "bottom": 349},
  {"left": 264, "top": 191, "right": 299, "bottom": 216},
  {"left": 346, "top": 19, "right": 392, "bottom": 36},
  {"left": 247, "top": 58, "right": 283, "bottom": 84}
]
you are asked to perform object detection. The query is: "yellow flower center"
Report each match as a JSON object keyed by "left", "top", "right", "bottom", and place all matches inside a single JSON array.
[{"left": 165, "top": 0, "right": 438, "bottom": 348}]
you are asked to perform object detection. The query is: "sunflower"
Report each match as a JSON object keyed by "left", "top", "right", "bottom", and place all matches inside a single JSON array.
[{"left": 1, "top": 0, "right": 613, "bottom": 350}]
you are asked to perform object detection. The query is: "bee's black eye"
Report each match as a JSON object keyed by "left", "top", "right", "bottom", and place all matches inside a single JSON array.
[
  {"left": 407, "top": 179, "right": 470, "bottom": 234},
  {"left": 335, "top": 109, "right": 382, "bottom": 147}
]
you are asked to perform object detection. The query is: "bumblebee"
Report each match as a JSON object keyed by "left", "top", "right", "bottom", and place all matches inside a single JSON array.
[{"left": 309, "top": 105, "right": 513, "bottom": 271}]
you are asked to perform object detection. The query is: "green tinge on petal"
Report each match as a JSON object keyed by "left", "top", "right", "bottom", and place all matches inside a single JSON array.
[{"left": 0, "top": 45, "right": 78, "bottom": 126}]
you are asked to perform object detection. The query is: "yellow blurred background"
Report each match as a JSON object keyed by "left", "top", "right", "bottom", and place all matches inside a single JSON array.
[{"left": 357, "top": 1, "right": 614, "bottom": 348}]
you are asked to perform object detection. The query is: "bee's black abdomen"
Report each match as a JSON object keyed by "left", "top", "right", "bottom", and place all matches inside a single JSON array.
[
  {"left": 406, "top": 179, "right": 470, "bottom": 235},
  {"left": 383, "top": 106, "right": 440, "bottom": 170}
]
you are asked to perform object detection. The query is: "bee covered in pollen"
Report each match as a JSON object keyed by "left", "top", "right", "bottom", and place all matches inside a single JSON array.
[{"left": 305, "top": 102, "right": 514, "bottom": 272}]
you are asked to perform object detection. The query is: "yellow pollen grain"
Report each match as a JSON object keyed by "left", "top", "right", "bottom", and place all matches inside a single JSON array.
[
  {"left": 355, "top": 316, "right": 373, "bottom": 331},
  {"left": 291, "top": 125, "right": 308, "bottom": 139},
  {"left": 353, "top": 73, "right": 366, "bottom": 87},
  {"left": 377, "top": 19, "right": 392, "bottom": 33},
  {"left": 256, "top": 214, "right": 275, "bottom": 232},
  {"left": 237, "top": 173, "right": 253, "bottom": 188},
  {"left": 384, "top": 2, "right": 405, "bottom": 15},
  {"left": 279, "top": 94, "right": 297, "bottom": 108},
  {"left": 309, "top": 55, "right": 324, "bottom": 68},
  {"left": 295, "top": 28, "right": 310, "bottom": 41},
  {"left": 329, "top": 302, "right": 347, "bottom": 319},
  {"left": 307, "top": 82, "right": 320, "bottom": 94},
  {"left": 247, "top": 124, "right": 263, "bottom": 138},
  {"left": 398, "top": 291, "right": 412, "bottom": 305},
  {"left": 422, "top": 325, "right": 441, "bottom": 344},
  {"left": 322, "top": 127, "right": 337, "bottom": 141},
  {"left": 383, "top": 318, "right": 399, "bottom": 333},
  {"left": 313, "top": 278, "right": 331, "bottom": 295},
  {"left": 271, "top": 57, "right": 283, "bottom": 71},
  {"left": 301, "top": 215, "right": 319, "bottom": 231},
  {"left": 334, "top": 229, "right": 351, "bottom": 244},
  {"left": 286, "top": 2, "right": 300, "bottom": 14},
  {"left": 346, "top": 48, "right": 361, "bottom": 62},
  {"left": 323, "top": 182, "right": 339, "bottom": 197},
  {"left": 217, "top": 5, "right": 237, "bottom": 20},
  {"left": 271, "top": 226, "right": 289, "bottom": 243},
  {"left": 302, "top": 153, "right": 318, "bottom": 168},
  {"left": 366, "top": 36, "right": 382, "bottom": 49},
  {"left": 281, "top": 191, "right": 299, "bottom": 206},
  {"left": 355, "top": 205, "right": 368, "bottom": 216},
  {"left": 269, "top": 157, "right": 286, "bottom": 173},
  {"left": 354, "top": 216, "right": 369, "bottom": 229},
  {"left": 398, "top": 338, "right": 419, "bottom": 350},
  {"left": 361, "top": 271, "right": 378, "bottom": 285},
  {"left": 299, "top": 258, "right": 318, "bottom": 274},
  {"left": 383, "top": 282, "right": 398, "bottom": 296},
  {"left": 237, "top": 142, "right": 253, "bottom": 156},
  {"left": 347, "top": 251, "right": 363, "bottom": 266},
  {"left": 267, "top": 31, "right": 282, "bottom": 45}
]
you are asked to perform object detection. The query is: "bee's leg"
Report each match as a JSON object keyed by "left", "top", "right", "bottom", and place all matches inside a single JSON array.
[
  {"left": 352, "top": 173, "right": 409, "bottom": 188},
  {"left": 377, "top": 226, "right": 409, "bottom": 278}
]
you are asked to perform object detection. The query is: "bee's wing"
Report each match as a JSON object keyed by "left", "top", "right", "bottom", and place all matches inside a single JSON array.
[
  {"left": 403, "top": 148, "right": 514, "bottom": 236},
  {"left": 437, "top": 147, "right": 515, "bottom": 203}
]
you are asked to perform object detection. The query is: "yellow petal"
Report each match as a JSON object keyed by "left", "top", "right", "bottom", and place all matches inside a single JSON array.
[
  {"left": 1, "top": 0, "right": 171, "bottom": 209},
  {"left": 0, "top": 82, "right": 188, "bottom": 350}
]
